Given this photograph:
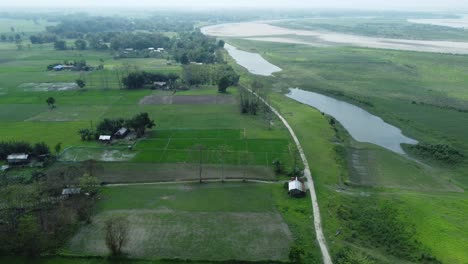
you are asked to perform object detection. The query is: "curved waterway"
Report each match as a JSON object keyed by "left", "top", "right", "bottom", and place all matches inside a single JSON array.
[
  {"left": 221, "top": 41, "right": 418, "bottom": 154},
  {"left": 224, "top": 43, "right": 281, "bottom": 76},
  {"left": 287, "top": 88, "right": 418, "bottom": 154}
]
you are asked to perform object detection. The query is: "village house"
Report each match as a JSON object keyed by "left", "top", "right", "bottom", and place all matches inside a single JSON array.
[
  {"left": 6, "top": 153, "right": 30, "bottom": 165},
  {"left": 153, "top": 81, "right": 167, "bottom": 89},
  {"left": 114, "top": 127, "right": 129, "bottom": 139},
  {"left": 288, "top": 177, "right": 306, "bottom": 198},
  {"left": 99, "top": 135, "right": 112, "bottom": 142},
  {"left": 62, "top": 188, "right": 81, "bottom": 197}
]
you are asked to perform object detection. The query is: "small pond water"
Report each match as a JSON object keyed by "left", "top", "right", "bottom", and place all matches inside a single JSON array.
[
  {"left": 224, "top": 43, "right": 281, "bottom": 76},
  {"left": 287, "top": 88, "right": 418, "bottom": 154}
]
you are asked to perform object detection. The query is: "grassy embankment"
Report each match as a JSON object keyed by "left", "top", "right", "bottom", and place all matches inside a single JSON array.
[{"left": 224, "top": 39, "right": 468, "bottom": 263}]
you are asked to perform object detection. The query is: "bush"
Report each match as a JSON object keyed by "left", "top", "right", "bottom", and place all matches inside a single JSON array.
[{"left": 406, "top": 143, "right": 464, "bottom": 165}]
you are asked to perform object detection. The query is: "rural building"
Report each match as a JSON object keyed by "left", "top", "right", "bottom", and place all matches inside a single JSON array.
[
  {"left": 99, "top": 135, "right": 112, "bottom": 142},
  {"left": 6, "top": 154, "right": 30, "bottom": 165},
  {"left": 1, "top": 165, "right": 9, "bottom": 172},
  {"left": 62, "top": 188, "right": 81, "bottom": 196},
  {"left": 53, "top": 65, "right": 64, "bottom": 71},
  {"left": 288, "top": 177, "right": 306, "bottom": 198},
  {"left": 52, "top": 65, "right": 75, "bottom": 71},
  {"left": 157, "top": 47, "right": 164, "bottom": 52},
  {"left": 153, "top": 81, "right": 167, "bottom": 88},
  {"left": 114, "top": 127, "right": 129, "bottom": 138}
]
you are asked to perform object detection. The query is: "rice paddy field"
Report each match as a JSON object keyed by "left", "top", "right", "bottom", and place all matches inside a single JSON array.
[
  {"left": 65, "top": 183, "right": 300, "bottom": 261},
  {"left": 0, "top": 24, "right": 320, "bottom": 263}
]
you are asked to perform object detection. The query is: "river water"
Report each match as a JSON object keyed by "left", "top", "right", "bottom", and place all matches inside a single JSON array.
[
  {"left": 224, "top": 43, "right": 281, "bottom": 76},
  {"left": 221, "top": 37, "right": 417, "bottom": 154},
  {"left": 287, "top": 88, "right": 417, "bottom": 154}
]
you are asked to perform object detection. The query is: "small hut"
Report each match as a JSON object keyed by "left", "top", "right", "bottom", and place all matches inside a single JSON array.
[
  {"left": 6, "top": 154, "right": 30, "bottom": 165},
  {"left": 288, "top": 177, "right": 306, "bottom": 198},
  {"left": 114, "top": 128, "right": 129, "bottom": 139}
]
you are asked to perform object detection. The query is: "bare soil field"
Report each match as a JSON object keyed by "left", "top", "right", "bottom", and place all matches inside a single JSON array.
[{"left": 139, "top": 95, "right": 236, "bottom": 105}]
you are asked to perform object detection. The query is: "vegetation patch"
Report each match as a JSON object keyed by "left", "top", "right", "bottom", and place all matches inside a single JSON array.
[
  {"left": 404, "top": 143, "right": 464, "bottom": 165},
  {"left": 66, "top": 183, "right": 293, "bottom": 261}
]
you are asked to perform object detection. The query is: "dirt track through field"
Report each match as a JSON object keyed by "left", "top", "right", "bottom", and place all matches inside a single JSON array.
[{"left": 247, "top": 88, "right": 333, "bottom": 264}]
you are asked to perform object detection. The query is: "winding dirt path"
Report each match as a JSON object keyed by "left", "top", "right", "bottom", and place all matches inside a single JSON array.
[{"left": 247, "top": 88, "right": 333, "bottom": 264}]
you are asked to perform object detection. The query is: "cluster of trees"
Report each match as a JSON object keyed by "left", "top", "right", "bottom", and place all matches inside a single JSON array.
[
  {"left": 79, "top": 112, "right": 155, "bottom": 140},
  {"left": 172, "top": 31, "right": 222, "bottom": 64},
  {"left": 239, "top": 88, "right": 261, "bottom": 115},
  {"left": 406, "top": 143, "right": 464, "bottom": 165},
  {"left": 122, "top": 71, "right": 179, "bottom": 89},
  {"left": 182, "top": 64, "right": 239, "bottom": 87},
  {"left": 0, "top": 141, "right": 51, "bottom": 161},
  {"left": 29, "top": 33, "right": 57, "bottom": 44},
  {"left": 0, "top": 169, "right": 99, "bottom": 256},
  {"left": 110, "top": 32, "right": 171, "bottom": 51},
  {"left": 0, "top": 33, "right": 22, "bottom": 43}
]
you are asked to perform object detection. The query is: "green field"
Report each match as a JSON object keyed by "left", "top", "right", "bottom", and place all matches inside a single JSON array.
[
  {"left": 226, "top": 37, "right": 468, "bottom": 263},
  {"left": 65, "top": 183, "right": 295, "bottom": 261}
]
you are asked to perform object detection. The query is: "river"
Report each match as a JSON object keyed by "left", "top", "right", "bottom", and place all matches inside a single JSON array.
[
  {"left": 223, "top": 43, "right": 281, "bottom": 76},
  {"left": 221, "top": 41, "right": 417, "bottom": 154}
]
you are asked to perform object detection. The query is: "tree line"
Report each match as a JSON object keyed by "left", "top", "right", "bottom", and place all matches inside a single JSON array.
[
  {"left": 0, "top": 141, "right": 51, "bottom": 161},
  {"left": 79, "top": 112, "right": 155, "bottom": 140}
]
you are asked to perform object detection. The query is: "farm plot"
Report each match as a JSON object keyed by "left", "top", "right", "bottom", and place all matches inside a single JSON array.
[
  {"left": 66, "top": 183, "right": 293, "bottom": 261},
  {"left": 139, "top": 94, "right": 237, "bottom": 105},
  {"left": 27, "top": 105, "right": 109, "bottom": 121},
  {"left": 59, "top": 147, "right": 136, "bottom": 162},
  {"left": 135, "top": 129, "right": 292, "bottom": 166},
  {"left": 18, "top": 82, "right": 79, "bottom": 92}
]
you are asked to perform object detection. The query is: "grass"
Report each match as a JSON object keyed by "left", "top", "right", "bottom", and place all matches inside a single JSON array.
[
  {"left": 66, "top": 183, "right": 294, "bottom": 261},
  {"left": 274, "top": 17, "right": 468, "bottom": 41},
  {"left": 226, "top": 39, "right": 468, "bottom": 263}
]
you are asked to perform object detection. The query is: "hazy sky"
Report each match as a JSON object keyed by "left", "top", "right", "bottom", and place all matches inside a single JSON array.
[{"left": 2, "top": 0, "right": 468, "bottom": 10}]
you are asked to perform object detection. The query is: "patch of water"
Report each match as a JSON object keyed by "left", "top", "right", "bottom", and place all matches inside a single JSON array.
[
  {"left": 286, "top": 88, "right": 417, "bottom": 154},
  {"left": 224, "top": 43, "right": 281, "bottom": 76}
]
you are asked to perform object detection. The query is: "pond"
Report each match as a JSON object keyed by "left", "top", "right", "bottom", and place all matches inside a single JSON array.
[
  {"left": 287, "top": 88, "right": 418, "bottom": 154},
  {"left": 224, "top": 43, "right": 281, "bottom": 76}
]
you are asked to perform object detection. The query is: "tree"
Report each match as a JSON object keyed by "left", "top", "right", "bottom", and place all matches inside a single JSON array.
[
  {"left": 289, "top": 245, "right": 305, "bottom": 264},
  {"left": 218, "top": 76, "right": 230, "bottom": 93},
  {"left": 46, "top": 97, "right": 56, "bottom": 109},
  {"left": 105, "top": 216, "right": 129, "bottom": 256},
  {"left": 78, "top": 128, "right": 94, "bottom": 141},
  {"left": 33, "top": 142, "right": 50, "bottom": 160},
  {"left": 127, "top": 113, "right": 155, "bottom": 137},
  {"left": 54, "top": 142, "right": 62, "bottom": 156},
  {"left": 272, "top": 159, "right": 284, "bottom": 175},
  {"left": 74, "top": 39, "right": 87, "bottom": 50},
  {"left": 54, "top": 40, "right": 67, "bottom": 50},
  {"left": 180, "top": 53, "right": 190, "bottom": 65},
  {"left": 288, "top": 143, "right": 303, "bottom": 177},
  {"left": 79, "top": 173, "right": 99, "bottom": 195},
  {"left": 76, "top": 79, "right": 86, "bottom": 89},
  {"left": 217, "top": 39, "right": 225, "bottom": 48}
]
